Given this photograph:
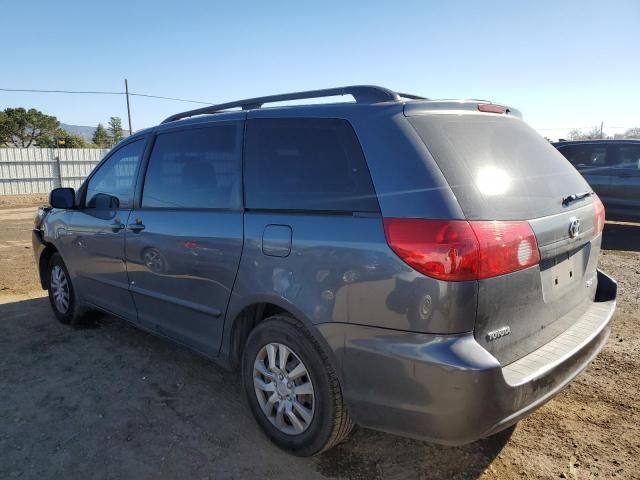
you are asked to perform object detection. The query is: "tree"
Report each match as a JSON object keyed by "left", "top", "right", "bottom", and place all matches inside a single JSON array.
[
  {"left": 37, "top": 128, "right": 88, "bottom": 148},
  {"left": 0, "top": 108, "right": 59, "bottom": 147},
  {"left": 108, "top": 117, "right": 124, "bottom": 145},
  {"left": 35, "top": 130, "right": 59, "bottom": 148},
  {"left": 92, "top": 123, "right": 110, "bottom": 147},
  {"left": 623, "top": 127, "right": 640, "bottom": 139},
  {"left": 568, "top": 126, "right": 606, "bottom": 141},
  {"left": 61, "top": 132, "right": 88, "bottom": 148},
  {"left": 0, "top": 111, "right": 11, "bottom": 146}
]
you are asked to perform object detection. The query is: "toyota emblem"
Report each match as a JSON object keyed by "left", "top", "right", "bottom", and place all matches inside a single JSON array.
[{"left": 568, "top": 217, "right": 581, "bottom": 238}]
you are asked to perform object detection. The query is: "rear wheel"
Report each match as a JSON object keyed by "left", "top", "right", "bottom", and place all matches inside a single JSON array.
[
  {"left": 47, "top": 253, "right": 86, "bottom": 326},
  {"left": 242, "top": 315, "right": 353, "bottom": 456}
]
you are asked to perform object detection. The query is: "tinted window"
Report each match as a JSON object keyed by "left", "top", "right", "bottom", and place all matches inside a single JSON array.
[
  {"left": 244, "top": 118, "right": 378, "bottom": 212},
  {"left": 85, "top": 140, "right": 144, "bottom": 208},
  {"left": 613, "top": 144, "right": 640, "bottom": 170},
  {"left": 557, "top": 144, "right": 609, "bottom": 169},
  {"left": 142, "top": 124, "right": 242, "bottom": 209},
  {"left": 408, "top": 115, "right": 591, "bottom": 220}
]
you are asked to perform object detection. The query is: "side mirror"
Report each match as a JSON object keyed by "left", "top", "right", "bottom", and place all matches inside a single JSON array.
[{"left": 49, "top": 188, "right": 76, "bottom": 209}]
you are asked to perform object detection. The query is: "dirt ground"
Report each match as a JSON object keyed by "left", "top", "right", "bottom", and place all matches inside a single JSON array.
[
  {"left": 0, "top": 193, "right": 48, "bottom": 209},
  {"left": 0, "top": 194, "right": 638, "bottom": 480}
]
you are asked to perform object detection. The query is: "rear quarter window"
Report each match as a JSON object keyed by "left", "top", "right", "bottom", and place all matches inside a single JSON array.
[{"left": 244, "top": 118, "right": 379, "bottom": 212}]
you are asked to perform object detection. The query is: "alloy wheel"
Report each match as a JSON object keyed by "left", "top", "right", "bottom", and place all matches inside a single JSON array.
[
  {"left": 253, "top": 342, "right": 315, "bottom": 435},
  {"left": 50, "top": 265, "right": 70, "bottom": 314}
]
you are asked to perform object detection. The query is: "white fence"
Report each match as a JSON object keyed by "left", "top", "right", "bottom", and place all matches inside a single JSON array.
[{"left": 0, "top": 148, "right": 108, "bottom": 195}]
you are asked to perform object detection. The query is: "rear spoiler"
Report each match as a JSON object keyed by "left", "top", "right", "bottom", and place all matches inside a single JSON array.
[{"left": 404, "top": 100, "right": 523, "bottom": 119}]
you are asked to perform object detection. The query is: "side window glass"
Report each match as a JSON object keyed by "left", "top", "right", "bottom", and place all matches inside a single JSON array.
[
  {"left": 141, "top": 124, "right": 242, "bottom": 209},
  {"left": 244, "top": 118, "right": 379, "bottom": 212},
  {"left": 85, "top": 140, "right": 144, "bottom": 209},
  {"left": 614, "top": 145, "right": 640, "bottom": 170},
  {"left": 588, "top": 146, "right": 609, "bottom": 167},
  {"left": 559, "top": 145, "right": 608, "bottom": 171},
  {"left": 557, "top": 146, "right": 584, "bottom": 167}
]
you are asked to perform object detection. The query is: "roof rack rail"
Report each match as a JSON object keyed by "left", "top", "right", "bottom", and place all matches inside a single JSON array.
[
  {"left": 161, "top": 85, "right": 427, "bottom": 124},
  {"left": 396, "top": 92, "right": 427, "bottom": 100}
]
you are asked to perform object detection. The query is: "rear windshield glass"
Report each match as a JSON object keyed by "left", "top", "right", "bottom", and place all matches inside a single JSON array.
[{"left": 408, "top": 114, "right": 590, "bottom": 220}]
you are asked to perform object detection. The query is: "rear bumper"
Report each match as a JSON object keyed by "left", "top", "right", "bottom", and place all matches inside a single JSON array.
[{"left": 316, "top": 270, "right": 616, "bottom": 445}]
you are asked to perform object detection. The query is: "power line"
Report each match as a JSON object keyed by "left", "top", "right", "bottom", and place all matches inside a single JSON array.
[
  {"left": 535, "top": 126, "right": 631, "bottom": 130},
  {"left": 128, "top": 93, "right": 213, "bottom": 105},
  {"left": 0, "top": 87, "right": 635, "bottom": 130},
  {"left": 0, "top": 87, "right": 214, "bottom": 105},
  {"left": 0, "top": 87, "right": 122, "bottom": 95}
]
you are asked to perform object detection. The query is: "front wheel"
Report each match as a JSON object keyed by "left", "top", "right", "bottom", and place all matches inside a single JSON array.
[
  {"left": 242, "top": 315, "right": 353, "bottom": 456},
  {"left": 47, "top": 253, "right": 86, "bottom": 326}
]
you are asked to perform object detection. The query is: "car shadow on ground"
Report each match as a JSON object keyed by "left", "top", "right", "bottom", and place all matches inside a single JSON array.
[
  {"left": 0, "top": 297, "right": 509, "bottom": 479},
  {"left": 602, "top": 222, "right": 640, "bottom": 252}
]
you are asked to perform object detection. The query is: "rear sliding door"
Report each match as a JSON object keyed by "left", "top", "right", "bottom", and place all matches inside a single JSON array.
[{"left": 125, "top": 120, "right": 244, "bottom": 356}]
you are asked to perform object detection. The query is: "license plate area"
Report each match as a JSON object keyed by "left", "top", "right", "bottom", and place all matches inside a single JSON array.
[{"left": 541, "top": 246, "right": 587, "bottom": 303}]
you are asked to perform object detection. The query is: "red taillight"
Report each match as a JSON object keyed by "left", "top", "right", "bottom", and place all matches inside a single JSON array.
[
  {"left": 593, "top": 195, "right": 605, "bottom": 236},
  {"left": 477, "top": 103, "right": 507, "bottom": 114},
  {"left": 382, "top": 219, "right": 479, "bottom": 281},
  {"left": 469, "top": 221, "right": 541, "bottom": 279},
  {"left": 383, "top": 218, "right": 540, "bottom": 281}
]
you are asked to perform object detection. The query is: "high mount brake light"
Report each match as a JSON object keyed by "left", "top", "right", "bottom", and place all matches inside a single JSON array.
[
  {"left": 477, "top": 104, "right": 507, "bottom": 114},
  {"left": 383, "top": 218, "right": 541, "bottom": 281}
]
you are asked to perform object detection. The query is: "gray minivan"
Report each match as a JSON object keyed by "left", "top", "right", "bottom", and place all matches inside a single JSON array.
[
  {"left": 554, "top": 139, "right": 640, "bottom": 222},
  {"left": 33, "top": 86, "right": 617, "bottom": 456}
]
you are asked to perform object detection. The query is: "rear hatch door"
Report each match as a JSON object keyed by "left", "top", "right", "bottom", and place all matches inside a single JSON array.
[{"left": 407, "top": 111, "right": 600, "bottom": 364}]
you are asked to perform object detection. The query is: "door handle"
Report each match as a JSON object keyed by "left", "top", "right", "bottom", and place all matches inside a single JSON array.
[
  {"left": 128, "top": 218, "right": 145, "bottom": 233},
  {"left": 110, "top": 219, "right": 125, "bottom": 232}
]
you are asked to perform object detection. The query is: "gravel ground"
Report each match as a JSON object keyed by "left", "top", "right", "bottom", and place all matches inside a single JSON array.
[{"left": 0, "top": 198, "right": 638, "bottom": 479}]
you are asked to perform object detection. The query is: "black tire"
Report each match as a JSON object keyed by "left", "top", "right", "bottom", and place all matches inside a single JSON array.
[
  {"left": 46, "top": 252, "right": 86, "bottom": 326},
  {"left": 242, "top": 315, "right": 354, "bottom": 456}
]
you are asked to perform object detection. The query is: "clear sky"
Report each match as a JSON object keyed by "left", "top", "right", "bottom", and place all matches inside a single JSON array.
[{"left": 2, "top": 0, "right": 638, "bottom": 140}]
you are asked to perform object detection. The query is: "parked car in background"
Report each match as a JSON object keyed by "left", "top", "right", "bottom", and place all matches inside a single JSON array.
[
  {"left": 554, "top": 139, "right": 640, "bottom": 221},
  {"left": 33, "top": 86, "right": 617, "bottom": 456}
]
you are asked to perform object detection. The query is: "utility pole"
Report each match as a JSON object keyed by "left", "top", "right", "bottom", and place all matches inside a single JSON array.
[
  {"left": 600, "top": 121, "right": 604, "bottom": 139},
  {"left": 125, "top": 79, "right": 133, "bottom": 136}
]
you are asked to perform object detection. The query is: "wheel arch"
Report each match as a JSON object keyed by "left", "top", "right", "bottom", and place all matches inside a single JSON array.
[
  {"left": 38, "top": 242, "right": 60, "bottom": 289},
  {"left": 221, "top": 295, "right": 344, "bottom": 386}
]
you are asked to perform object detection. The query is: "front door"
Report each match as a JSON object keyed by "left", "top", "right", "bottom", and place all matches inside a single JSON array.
[
  {"left": 68, "top": 138, "right": 145, "bottom": 320},
  {"left": 125, "top": 121, "right": 244, "bottom": 356}
]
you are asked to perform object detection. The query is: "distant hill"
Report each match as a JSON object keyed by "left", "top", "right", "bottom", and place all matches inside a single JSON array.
[
  {"left": 60, "top": 124, "right": 96, "bottom": 140},
  {"left": 60, "top": 123, "right": 131, "bottom": 141}
]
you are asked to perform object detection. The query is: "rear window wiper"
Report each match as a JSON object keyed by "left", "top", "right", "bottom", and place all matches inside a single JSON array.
[{"left": 562, "top": 191, "right": 593, "bottom": 206}]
